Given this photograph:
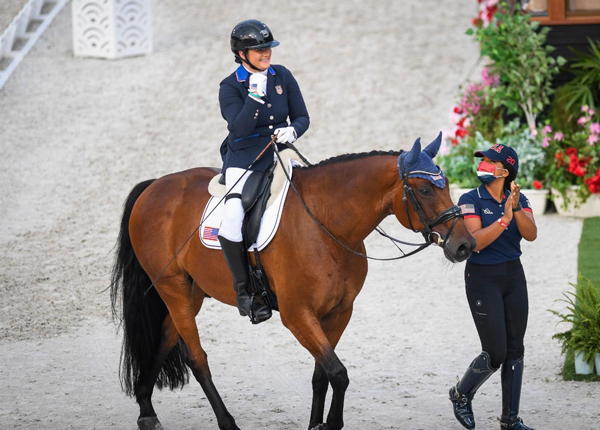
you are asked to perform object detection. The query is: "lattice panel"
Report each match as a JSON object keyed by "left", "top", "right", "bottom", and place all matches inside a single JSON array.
[{"left": 72, "top": 0, "right": 152, "bottom": 59}]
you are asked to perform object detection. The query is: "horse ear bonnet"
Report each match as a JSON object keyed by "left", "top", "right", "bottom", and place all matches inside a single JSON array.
[{"left": 398, "top": 132, "right": 446, "bottom": 189}]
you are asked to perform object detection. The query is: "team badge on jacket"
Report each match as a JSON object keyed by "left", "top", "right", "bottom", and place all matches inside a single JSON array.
[{"left": 275, "top": 85, "right": 283, "bottom": 95}]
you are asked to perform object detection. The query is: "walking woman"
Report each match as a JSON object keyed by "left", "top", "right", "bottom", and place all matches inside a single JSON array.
[
  {"left": 217, "top": 19, "right": 310, "bottom": 322},
  {"left": 449, "top": 144, "right": 538, "bottom": 430}
]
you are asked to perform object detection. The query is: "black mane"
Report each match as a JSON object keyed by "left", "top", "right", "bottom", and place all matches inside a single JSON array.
[{"left": 299, "top": 150, "right": 403, "bottom": 170}]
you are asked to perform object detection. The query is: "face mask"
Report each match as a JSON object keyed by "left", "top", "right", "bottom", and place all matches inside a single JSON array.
[{"left": 477, "top": 161, "right": 505, "bottom": 185}]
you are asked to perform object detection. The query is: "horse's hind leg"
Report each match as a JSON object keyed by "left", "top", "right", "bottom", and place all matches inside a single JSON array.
[
  {"left": 136, "top": 315, "right": 181, "bottom": 430},
  {"left": 157, "top": 279, "right": 240, "bottom": 430}
]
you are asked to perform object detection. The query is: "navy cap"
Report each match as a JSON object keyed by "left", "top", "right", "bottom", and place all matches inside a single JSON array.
[{"left": 475, "top": 143, "right": 519, "bottom": 173}]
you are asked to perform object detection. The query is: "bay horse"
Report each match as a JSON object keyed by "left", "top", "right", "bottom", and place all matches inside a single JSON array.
[{"left": 110, "top": 135, "right": 475, "bottom": 430}]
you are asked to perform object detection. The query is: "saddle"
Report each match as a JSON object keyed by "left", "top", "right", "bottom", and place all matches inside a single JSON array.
[{"left": 206, "top": 149, "right": 308, "bottom": 315}]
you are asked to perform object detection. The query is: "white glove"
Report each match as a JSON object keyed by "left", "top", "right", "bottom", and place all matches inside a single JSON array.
[
  {"left": 274, "top": 126, "right": 297, "bottom": 144},
  {"left": 249, "top": 73, "right": 267, "bottom": 97}
]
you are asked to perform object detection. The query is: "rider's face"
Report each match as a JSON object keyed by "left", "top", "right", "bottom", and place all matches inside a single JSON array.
[{"left": 240, "top": 48, "right": 272, "bottom": 71}]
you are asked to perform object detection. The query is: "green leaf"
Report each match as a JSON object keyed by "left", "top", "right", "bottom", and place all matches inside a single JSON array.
[{"left": 466, "top": 28, "right": 474, "bottom": 36}]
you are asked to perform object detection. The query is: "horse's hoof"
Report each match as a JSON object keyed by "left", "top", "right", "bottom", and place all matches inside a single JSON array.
[
  {"left": 310, "top": 425, "right": 328, "bottom": 430},
  {"left": 137, "top": 416, "right": 166, "bottom": 430}
]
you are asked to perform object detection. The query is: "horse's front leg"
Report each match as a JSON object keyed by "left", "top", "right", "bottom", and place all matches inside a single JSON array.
[
  {"left": 282, "top": 306, "right": 353, "bottom": 430},
  {"left": 309, "top": 362, "right": 329, "bottom": 428}
]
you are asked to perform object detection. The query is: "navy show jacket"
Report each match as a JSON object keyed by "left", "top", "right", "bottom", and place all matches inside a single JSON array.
[
  {"left": 458, "top": 185, "right": 533, "bottom": 265},
  {"left": 219, "top": 64, "right": 310, "bottom": 172}
]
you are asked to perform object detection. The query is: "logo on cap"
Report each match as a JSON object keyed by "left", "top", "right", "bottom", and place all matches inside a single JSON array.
[
  {"left": 490, "top": 144, "right": 503, "bottom": 153},
  {"left": 506, "top": 156, "right": 516, "bottom": 166}
]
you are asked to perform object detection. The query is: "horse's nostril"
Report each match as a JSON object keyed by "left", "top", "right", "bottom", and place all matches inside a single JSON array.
[{"left": 456, "top": 242, "right": 472, "bottom": 261}]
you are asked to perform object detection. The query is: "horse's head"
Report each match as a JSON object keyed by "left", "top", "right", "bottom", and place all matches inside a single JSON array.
[{"left": 392, "top": 132, "right": 475, "bottom": 262}]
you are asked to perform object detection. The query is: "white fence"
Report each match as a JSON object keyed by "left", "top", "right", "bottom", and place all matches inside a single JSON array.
[{"left": 0, "top": 0, "right": 68, "bottom": 90}]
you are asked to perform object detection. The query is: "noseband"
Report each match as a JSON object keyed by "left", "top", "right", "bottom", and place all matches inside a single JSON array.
[{"left": 399, "top": 155, "right": 463, "bottom": 247}]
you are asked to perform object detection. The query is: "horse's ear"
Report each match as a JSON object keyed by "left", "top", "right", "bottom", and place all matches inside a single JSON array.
[
  {"left": 406, "top": 138, "right": 421, "bottom": 166},
  {"left": 423, "top": 131, "right": 443, "bottom": 159}
]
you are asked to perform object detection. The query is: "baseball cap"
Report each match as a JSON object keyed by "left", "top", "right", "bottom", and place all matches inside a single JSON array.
[{"left": 474, "top": 143, "right": 519, "bottom": 173}]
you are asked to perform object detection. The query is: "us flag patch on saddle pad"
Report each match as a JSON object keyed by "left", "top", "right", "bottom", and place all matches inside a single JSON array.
[{"left": 202, "top": 226, "right": 219, "bottom": 241}]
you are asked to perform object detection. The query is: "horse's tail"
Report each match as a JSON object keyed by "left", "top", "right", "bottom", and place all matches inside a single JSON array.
[{"left": 110, "top": 179, "right": 189, "bottom": 397}]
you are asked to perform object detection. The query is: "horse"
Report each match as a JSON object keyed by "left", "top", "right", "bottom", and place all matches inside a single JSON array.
[{"left": 110, "top": 134, "right": 475, "bottom": 430}]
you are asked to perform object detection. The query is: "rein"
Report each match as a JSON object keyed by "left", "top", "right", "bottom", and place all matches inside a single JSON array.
[{"left": 274, "top": 147, "right": 460, "bottom": 261}]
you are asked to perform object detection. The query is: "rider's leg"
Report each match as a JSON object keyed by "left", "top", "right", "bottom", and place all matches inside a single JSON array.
[{"left": 218, "top": 168, "right": 270, "bottom": 322}]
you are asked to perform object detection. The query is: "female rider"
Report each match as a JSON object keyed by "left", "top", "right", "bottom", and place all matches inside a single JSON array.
[
  {"left": 449, "top": 144, "right": 538, "bottom": 430},
  {"left": 217, "top": 19, "right": 310, "bottom": 322}
]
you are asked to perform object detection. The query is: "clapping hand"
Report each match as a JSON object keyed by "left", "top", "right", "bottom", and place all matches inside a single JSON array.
[{"left": 510, "top": 182, "right": 521, "bottom": 210}]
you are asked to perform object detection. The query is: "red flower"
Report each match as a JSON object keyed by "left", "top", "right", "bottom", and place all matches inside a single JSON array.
[
  {"left": 585, "top": 168, "right": 600, "bottom": 194},
  {"left": 472, "top": 18, "right": 480, "bottom": 26},
  {"left": 450, "top": 138, "right": 459, "bottom": 146},
  {"left": 565, "top": 147, "right": 578, "bottom": 156},
  {"left": 532, "top": 180, "right": 543, "bottom": 190},
  {"left": 453, "top": 106, "right": 462, "bottom": 114},
  {"left": 455, "top": 128, "right": 467, "bottom": 139},
  {"left": 567, "top": 153, "right": 588, "bottom": 177}
]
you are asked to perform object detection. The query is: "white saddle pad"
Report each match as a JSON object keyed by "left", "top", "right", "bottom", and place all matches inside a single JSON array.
[{"left": 200, "top": 151, "right": 304, "bottom": 251}]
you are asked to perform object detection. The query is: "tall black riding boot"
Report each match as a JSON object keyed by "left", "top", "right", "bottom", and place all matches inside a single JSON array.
[
  {"left": 499, "top": 356, "right": 535, "bottom": 430},
  {"left": 218, "top": 236, "right": 271, "bottom": 323},
  {"left": 449, "top": 351, "right": 498, "bottom": 429}
]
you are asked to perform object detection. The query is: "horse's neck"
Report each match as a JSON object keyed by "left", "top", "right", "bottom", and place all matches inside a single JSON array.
[{"left": 297, "top": 155, "right": 399, "bottom": 245}]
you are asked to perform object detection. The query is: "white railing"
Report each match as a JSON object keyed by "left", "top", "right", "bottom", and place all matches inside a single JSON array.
[{"left": 0, "top": 0, "right": 68, "bottom": 90}]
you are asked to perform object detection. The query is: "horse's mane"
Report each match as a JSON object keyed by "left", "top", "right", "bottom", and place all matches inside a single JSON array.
[{"left": 298, "top": 150, "right": 402, "bottom": 170}]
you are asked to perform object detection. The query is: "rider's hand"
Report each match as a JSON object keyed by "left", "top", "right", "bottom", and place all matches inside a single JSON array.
[
  {"left": 274, "top": 126, "right": 297, "bottom": 144},
  {"left": 249, "top": 73, "right": 267, "bottom": 97}
]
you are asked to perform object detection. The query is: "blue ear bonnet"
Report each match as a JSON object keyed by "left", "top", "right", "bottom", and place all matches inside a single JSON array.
[{"left": 397, "top": 132, "right": 446, "bottom": 189}]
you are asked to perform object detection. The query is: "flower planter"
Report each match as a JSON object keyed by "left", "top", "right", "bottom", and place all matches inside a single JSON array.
[
  {"left": 596, "top": 354, "right": 600, "bottom": 377},
  {"left": 449, "top": 186, "right": 471, "bottom": 205},
  {"left": 522, "top": 188, "right": 548, "bottom": 216},
  {"left": 552, "top": 187, "right": 600, "bottom": 218},
  {"left": 574, "top": 350, "right": 594, "bottom": 375},
  {"left": 450, "top": 186, "right": 549, "bottom": 215},
  {"left": 72, "top": 0, "right": 153, "bottom": 59}
]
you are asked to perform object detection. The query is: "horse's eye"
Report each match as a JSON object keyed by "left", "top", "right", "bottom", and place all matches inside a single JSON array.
[{"left": 418, "top": 188, "right": 432, "bottom": 196}]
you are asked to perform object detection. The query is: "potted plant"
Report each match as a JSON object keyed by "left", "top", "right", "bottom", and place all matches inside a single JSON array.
[
  {"left": 543, "top": 106, "right": 600, "bottom": 216},
  {"left": 549, "top": 275, "right": 600, "bottom": 375}
]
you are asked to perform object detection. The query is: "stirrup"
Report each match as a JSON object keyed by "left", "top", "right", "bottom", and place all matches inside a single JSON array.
[{"left": 249, "top": 294, "right": 272, "bottom": 324}]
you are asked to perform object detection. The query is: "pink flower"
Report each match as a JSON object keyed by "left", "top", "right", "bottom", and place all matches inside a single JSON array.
[
  {"left": 553, "top": 132, "right": 564, "bottom": 141},
  {"left": 542, "top": 137, "right": 550, "bottom": 148},
  {"left": 481, "top": 67, "right": 500, "bottom": 87},
  {"left": 590, "top": 109, "right": 596, "bottom": 116},
  {"left": 578, "top": 116, "right": 591, "bottom": 126},
  {"left": 582, "top": 105, "right": 589, "bottom": 112},
  {"left": 588, "top": 134, "right": 599, "bottom": 145},
  {"left": 590, "top": 122, "right": 600, "bottom": 134},
  {"left": 530, "top": 128, "right": 538, "bottom": 138},
  {"left": 542, "top": 125, "right": 552, "bottom": 135}
]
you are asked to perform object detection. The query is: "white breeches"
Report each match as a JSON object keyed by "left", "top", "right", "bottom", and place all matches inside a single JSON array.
[{"left": 218, "top": 167, "right": 251, "bottom": 242}]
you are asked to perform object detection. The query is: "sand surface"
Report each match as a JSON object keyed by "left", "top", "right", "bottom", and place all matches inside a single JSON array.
[{"left": 1, "top": 1, "right": 598, "bottom": 429}]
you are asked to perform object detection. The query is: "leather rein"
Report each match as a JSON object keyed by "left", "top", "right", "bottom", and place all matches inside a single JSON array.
[{"left": 277, "top": 146, "right": 464, "bottom": 261}]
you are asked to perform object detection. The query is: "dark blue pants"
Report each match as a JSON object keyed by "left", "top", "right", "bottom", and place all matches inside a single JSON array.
[{"left": 464, "top": 259, "right": 529, "bottom": 369}]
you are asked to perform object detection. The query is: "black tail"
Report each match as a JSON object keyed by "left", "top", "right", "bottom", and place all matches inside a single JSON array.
[{"left": 110, "top": 179, "right": 189, "bottom": 396}]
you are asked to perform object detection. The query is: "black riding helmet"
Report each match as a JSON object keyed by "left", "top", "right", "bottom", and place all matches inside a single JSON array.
[{"left": 230, "top": 19, "right": 279, "bottom": 70}]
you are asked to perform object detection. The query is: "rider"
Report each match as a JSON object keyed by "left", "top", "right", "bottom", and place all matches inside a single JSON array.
[
  {"left": 217, "top": 19, "right": 310, "bottom": 321},
  {"left": 449, "top": 144, "right": 538, "bottom": 430}
]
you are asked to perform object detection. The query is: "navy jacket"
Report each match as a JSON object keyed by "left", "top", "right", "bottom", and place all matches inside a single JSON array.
[
  {"left": 458, "top": 185, "right": 532, "bottom": 265},
  {"left": 219, "top": 64, "right": 310, "bottom": 172}
]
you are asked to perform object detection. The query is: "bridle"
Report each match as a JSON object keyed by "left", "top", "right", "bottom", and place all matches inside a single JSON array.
[{"left": 398, "top": 153, "right": 463, "bottom": 248}]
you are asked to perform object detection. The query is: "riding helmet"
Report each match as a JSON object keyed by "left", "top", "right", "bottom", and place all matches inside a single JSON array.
[{"left": 230, "top": 19, "right": 279, "bottom": 64}]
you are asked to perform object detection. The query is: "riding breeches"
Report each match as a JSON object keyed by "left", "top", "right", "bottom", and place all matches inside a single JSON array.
[
  {"left": 218, "top": 167, "right": 250, "bottom": 242},
  {"left": 464, "top": 259, "right": 529, "bottom": 369}
]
